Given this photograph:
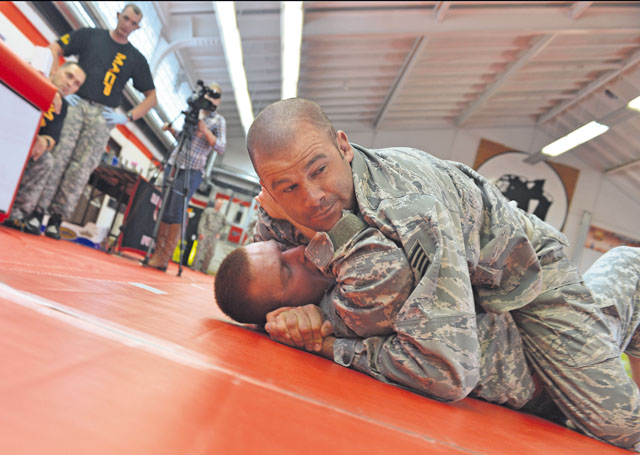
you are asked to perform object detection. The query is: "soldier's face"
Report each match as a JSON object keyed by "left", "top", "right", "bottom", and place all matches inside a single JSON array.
[
  {"left": 254, "top": 125, "right": 356, "bottom": 233},
  {"left": 245, "top": 241, "right": 332, "bottom": 312},
  {"left": 51, "top": 65, "right": 86, "bottom": 96},
  {"left": 116, "top": 7, "right": 141, "bottom": 37}
]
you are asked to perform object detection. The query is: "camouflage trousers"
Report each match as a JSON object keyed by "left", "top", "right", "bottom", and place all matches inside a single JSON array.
[
  {"left": 9, "top": 152, "right": 54, "bottom": 220},
  {"left": 193, "top": 236, "right": 217, "bottom": 272},
  {"left": 37, "top": 100, "right": 111, "bottom": 219},
  {"left": 513, "top": 247, "right": 640, "bottom": 451}
]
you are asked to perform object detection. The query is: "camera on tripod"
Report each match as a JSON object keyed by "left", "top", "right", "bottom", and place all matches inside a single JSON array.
[{"left": 186, "top": 80, "right": 220, "bottom": 114}]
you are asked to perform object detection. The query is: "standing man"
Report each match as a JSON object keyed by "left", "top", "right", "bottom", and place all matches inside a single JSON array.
[
  {"left": 193, "top": 198, "right": 227, "bottom": 273},
  {"left": 144, "top": 82, "right": 226, "bottom": 271},
  {"left": 29, "top": 3, "right": 157, "bottom": 239},
  {"left": 236, "top": 98, "right": 639, "bottom": 451},
  {"left": 3, "top": 62, "right": 86, "bottom": 233}
]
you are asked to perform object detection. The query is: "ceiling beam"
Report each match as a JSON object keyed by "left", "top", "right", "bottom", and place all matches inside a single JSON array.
[
  {"left": 291, "top": 8, "right": 640, "bottom": 39},
  {"left": 456, "top": 34, "right": 556, "bottom": 126},
  {"left": 433, "top": 2, "right": 450, "bottom": 23},
  {"left": 605, "top": 158, "right": 640, "bottom": 175},
  {"left": 151, "top": 37, "right": 221, "bottom": 77},
  {"left": 568, "top": 2, "right": 592, "bottom": 20},
  {"left": 537, "top": 48, "right": 640, "bottom": 125},
  {"left": 373, "top": 36, "right": 429, "bottom": 129}
]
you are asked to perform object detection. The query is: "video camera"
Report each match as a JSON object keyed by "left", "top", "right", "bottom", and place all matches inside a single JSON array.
[{"left": 187, "top": 80, "right": 220, "bottom": 114}]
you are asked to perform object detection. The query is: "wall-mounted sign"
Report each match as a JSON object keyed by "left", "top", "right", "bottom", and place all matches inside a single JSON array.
[{"left": 474, "top": 139, "right": 579, "bottom": 231}]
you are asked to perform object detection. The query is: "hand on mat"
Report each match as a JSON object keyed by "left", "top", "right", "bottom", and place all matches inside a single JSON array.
[
  {"left": 65, "top": 93, "right": 81, "bottom": 107},
  {"left": 265, "top": 304, "right": 333, "bottom": 353},
  {"left": 102, "top": 107, "right": 128, "bottom": 127},
  {"left": 256, "top": 188, "right": 317, "bottom": 240}
]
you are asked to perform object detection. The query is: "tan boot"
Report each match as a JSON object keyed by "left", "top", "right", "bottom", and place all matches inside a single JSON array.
[
  {"left": 164, "top": 223, "right": 182, "bottom": 268},
  {"left": 147, "top": 222, "right": 171, "bottom": 270}
]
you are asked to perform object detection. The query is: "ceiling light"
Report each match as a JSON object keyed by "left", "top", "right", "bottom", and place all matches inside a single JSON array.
[
  {"left": 281, "top": 1, "right": 304, "bottom": 99},
  {"left": 628, "top": 95, "right": 640, "bottom": 112},
  {"left": 213, "top": 1, "right": 254, "bottom": 136},
  {"left": 541, "top": 121, "right": 609, "bottom": 157}
]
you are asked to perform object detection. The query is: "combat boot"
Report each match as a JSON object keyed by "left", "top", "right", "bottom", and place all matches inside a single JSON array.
[
  {"left": 45, "top": 213, "right": 62, "bottom": 240},
  {"left": 24, "top": 210, "right": 44, "bottom": 235}
]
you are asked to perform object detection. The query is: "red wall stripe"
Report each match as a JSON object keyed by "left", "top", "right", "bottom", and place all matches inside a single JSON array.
[
  {"left": 0, "top": 40, "right": 57, "bottom": 111},
  {"left": 0, "top": 2, "right": 49, "bottom": 46},
  {"left": 116, "top": 124, "right": 160, "bottom": 166}
]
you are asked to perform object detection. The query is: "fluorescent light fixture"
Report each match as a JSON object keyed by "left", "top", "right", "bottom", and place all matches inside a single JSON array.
[
  {"left": 628, "top": 95, "right": 640, "bottom": 112},
  {"left": 213, "top": 1, "right": 254, "bottom": 136},
  {"left": 281, "top": 1, "right": 304, "bottom": 99},
  {"left": 541, "top": 121, "right": 609, "bottom": 157}
]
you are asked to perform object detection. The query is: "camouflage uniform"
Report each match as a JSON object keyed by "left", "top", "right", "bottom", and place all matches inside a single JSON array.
[
  {"left": 36, "top": 99, "right": 111, "bottom": 219},
  {"left": 255, "top": 144, "right": 640, "bottom": 451},
  {"left": 9, "top": 152, "right": 54, "bottom": 221},
  {"left": 193, "top": 207, "right": 227, "bottom": 273}
]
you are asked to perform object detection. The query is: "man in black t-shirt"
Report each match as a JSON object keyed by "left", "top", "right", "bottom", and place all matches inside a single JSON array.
[
  {"left": 3, "top": 61, "right": 86, "bottom": 233},
  {"left": 30, "top": 3, "right": 157, "bottom": 240}
]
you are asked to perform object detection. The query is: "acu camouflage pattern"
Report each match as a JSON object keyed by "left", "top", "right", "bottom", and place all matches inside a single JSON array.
[
  {"left": 584, "top": 246, "right": 640, "bottom": 358},
  {"left": 10, "top": 152, "right": 54, "bottom": 220},
  {"left": 37, "top": 100, "right": 111, "bottom": 219},
  {"left": 193, "top": 208, "right": 227, "bottom": 272},
  {"left": 255, "top": 144, "right": 640, "bottom": 451},
  {"left": 304, "top": 212, "right": 535, "bottom": 409}
]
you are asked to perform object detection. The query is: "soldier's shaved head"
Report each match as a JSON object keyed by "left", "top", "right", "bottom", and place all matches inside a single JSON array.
[{"left": 246, "top": 98, "right": 337, "bottom": 172}]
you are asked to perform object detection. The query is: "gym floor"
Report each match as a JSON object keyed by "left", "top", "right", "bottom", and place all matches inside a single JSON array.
[{"left": 0, "top": 226, "right": 631, "bottom": 454}]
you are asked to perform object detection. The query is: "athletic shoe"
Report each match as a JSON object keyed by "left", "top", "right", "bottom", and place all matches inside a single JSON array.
[
  {"left": 45, "top": 214, "right": 62, "bottom": 240},
  {"left": 2, "top": 218, "right": 25, "bottom": 232},
  {"left": 24, "top": 211, "right": 44, "bottom": 235}
]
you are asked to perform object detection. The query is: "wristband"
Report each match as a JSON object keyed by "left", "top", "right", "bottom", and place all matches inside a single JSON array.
[{"left": 127, "top": 112, "right": 134, "bottom": 122}]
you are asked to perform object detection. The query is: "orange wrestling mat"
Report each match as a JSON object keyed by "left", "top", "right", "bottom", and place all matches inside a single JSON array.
[{"left": 0, "top": 225, "right": 632, "bottom": 454}]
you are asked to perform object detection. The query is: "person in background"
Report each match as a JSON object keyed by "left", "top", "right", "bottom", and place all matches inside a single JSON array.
[
  {"left": 144, "top": 82, "right": 226, "bottom": 271},
  {"left": 29, "top": 3, "right": 157, "bottom": 240},
  {"left": 193, "top": 198, "right": 227, "bottom": 274},
  {"left": 3, "top": 62, "right": 86, "bottom": 233}
]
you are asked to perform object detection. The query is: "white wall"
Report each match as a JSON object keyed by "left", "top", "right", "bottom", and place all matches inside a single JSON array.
[{"left": 221, "top": 123, "right": 640, "bottom": 272}]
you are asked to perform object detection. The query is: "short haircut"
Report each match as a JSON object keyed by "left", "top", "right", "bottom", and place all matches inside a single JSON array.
[
  {"left": 246, "top": 98, "right": 337, "bottom": 171},
  {"left": 122, "top": 3, "right": 143, "bottom": 19},
  {"left": 59, "top": 61, "right": 83, "bottom": 71},
  {"left": 214, "top": 247, "right": 278, "bottom": 325}
]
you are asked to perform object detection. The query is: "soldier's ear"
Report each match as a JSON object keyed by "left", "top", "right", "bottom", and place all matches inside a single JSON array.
[{"left": 336, "top": 130, "right": 353, "bottom": 163}]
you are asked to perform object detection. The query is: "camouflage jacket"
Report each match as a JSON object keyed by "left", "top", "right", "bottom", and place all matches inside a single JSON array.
[
  {"left": 198, "top": 208, "right": 227, "bottom": 238},
  {"left": 255, "top": 144, "right": 572, "bottom": 407}
]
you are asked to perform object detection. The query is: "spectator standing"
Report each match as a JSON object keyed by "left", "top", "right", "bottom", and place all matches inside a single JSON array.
[{"left": 30, "top": 3, "right": 157, "bottom": 239}]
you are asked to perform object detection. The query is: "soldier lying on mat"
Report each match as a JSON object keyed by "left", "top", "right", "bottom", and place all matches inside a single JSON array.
[
  {"left": 217, "top": 238, "right": 640, "bottom": 450},
  {"left": 215, "top": 98, "right": 640, "bottom": 451}
]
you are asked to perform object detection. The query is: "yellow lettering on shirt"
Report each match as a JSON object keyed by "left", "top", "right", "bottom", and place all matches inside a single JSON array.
[
  {"left": 103, "top": 52, "right": 127, "bottom": 97},
  {"left": 40, "top": 102, "right": 56, "bottom": 127},
  {"left": 60, "top": 34, "right": 70, "bottom": 45}
]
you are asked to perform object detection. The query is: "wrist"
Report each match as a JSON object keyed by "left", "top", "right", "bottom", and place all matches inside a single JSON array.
[
  {"left": 320, "top": 336, "right": 335, "bottom": 359},
  {"left": 43, "top": 136, "right": 53, "bottom": 151}
]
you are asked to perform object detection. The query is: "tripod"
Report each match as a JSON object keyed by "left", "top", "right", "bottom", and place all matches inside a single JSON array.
[{"left": 141, "top": 111, "right": 199, "bottom": 277}]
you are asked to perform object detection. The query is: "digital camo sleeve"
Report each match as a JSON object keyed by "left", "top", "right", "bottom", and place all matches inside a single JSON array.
[
  {"left": 306, "top": 210, "right": 481, "bottom": 402},
  {"left": 253, "top": 206, "right": 309, "bottom": 249}
]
